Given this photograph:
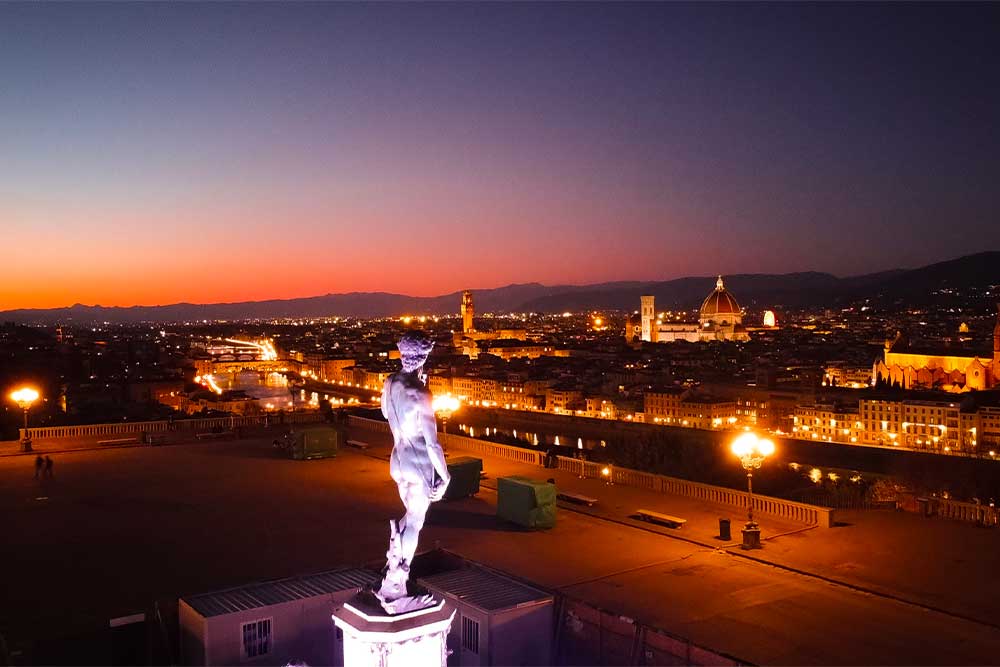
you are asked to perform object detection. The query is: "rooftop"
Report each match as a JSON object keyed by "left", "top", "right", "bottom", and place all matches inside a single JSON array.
[
  {"left": 419, "top": 566, "right": 551, "bottom": 613},
  {"left": 182, "top": 567, "right": 374, "bottom": 618}
]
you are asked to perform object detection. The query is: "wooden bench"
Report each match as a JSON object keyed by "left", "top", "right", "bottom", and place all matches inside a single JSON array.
[
  {"left": 558, "top": 491, "right": 598, "bottom": 507},
  {"left": 636, "top": 509, "right": 687, "bottom": 527},
  {"left": 98, "top": 437, "right": 139, "bottom": 446},
  {"left": 346, "top": 440, "right": 370, "bottom": 450},
  {"left": 195, "top": 432, "right": 230, "bottom": 440},
  {"left": 146, "top": 434, "right": 169, "bottom": 445}
]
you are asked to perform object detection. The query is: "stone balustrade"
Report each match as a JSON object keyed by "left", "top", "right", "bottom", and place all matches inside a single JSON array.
[
  {"left": 21, "top": 412, "right": 323, "bottom": 441},
  {"left": 348, "top": 416, "right": 834, "bottom": 528}
]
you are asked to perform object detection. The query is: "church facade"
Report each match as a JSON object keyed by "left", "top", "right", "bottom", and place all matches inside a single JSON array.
[
  {"left": 627, "top": 276, "right": 750, "bottom": 343},
  {"left": 873, "top": 306, "right": 1000, "bottom": 392}
]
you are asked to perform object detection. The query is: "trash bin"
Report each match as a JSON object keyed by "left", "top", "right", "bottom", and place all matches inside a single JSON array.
[
  {"left": 916, "top": 497, "right": 930, "bottom": 517},
  {"left": 719, "top": 518, "right": 731, "bottom": 541},
  {"left": 443, "top": 456, "right": 482, "bottom": 500}
]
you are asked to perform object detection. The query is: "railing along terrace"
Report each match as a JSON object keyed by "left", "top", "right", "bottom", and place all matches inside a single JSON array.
[
  {"left": 21, "top": 412, "right": 323, "bottom": 441},
  {"left": 439, "top": 432, "right": 545, "bottom": 465},
  {"left": 936, "top": 498, "right": 1000, "bottom": 526},
  {"left": 556, "top": 456, "right": 833, "bottom": 528},
  {"left": 346, "top": 416, "right": 390, "bottom": 433},
  {"left": 347, "top": 416, "right": 833, "bottom": 528}
]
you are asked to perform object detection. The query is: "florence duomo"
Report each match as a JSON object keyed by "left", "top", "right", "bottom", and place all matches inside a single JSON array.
[{"left": 626, "top": 276, "right": 751, "bottom": 344}]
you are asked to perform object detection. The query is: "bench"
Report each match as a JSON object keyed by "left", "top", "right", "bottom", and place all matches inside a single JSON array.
[
  {"left": 98, "top": 437, "right": 139, "bottom": 446},
  {"left": 558, "top": 491, "right": 598, "bottom": 507},
  {"left": 195, "top": 432, "right": 231, "bottom": 440},
  {"left": 146, "top": 434, "right": 169, "bottom": 445},
  {"left": 636, "top": 509, "right": 687, "bottom": 527},
  {"left": 346, "top": 440, "right": 370, "bottom": 450}
]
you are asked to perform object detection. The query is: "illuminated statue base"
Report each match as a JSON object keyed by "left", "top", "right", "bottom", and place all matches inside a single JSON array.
[{"left": 332, "top": 591, "right": 455, "bottom": 667}]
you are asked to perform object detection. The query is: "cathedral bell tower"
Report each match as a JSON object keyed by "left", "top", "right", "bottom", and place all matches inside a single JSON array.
[{"left": 640, "top": 295, "right": 656, "bottom": 343}]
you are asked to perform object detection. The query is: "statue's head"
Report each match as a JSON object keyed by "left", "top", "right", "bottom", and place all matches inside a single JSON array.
[{"left": 398, "top": 330, "right": 434, "bottom": 372}]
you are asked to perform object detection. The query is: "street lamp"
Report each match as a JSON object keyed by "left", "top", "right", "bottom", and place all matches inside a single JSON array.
[
  {"left": 432, "top": 394, "right": 461, "bottom": 433},
  {"left": 10, "top": 387, "right": 40, "bottom": 453},
  {"left": 730, "top": 432, "right": 775, "bottom": 549}
]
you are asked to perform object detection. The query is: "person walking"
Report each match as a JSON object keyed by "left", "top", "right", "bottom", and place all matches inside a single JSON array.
[
  {"left": 34, "top": 455, "right": 44, "bottom": 479},
  {"left": 44, "top": 456, "right": 54, "bottom": 478}
]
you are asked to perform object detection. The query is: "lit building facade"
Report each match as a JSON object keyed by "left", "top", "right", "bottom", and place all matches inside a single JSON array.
[
  {"left": 634, "top": 277, "right": 750, "bottom": 344},
  {"left": 859, "top": 397, "right": 968, "bottom": 452},
  {"left": 873, "top": 306, "right": 1000, "bottom": 392},
  {"left": 792, "top": 403, "right": 863, "bottom": 444},
  {"left": 824, "top": 364, "right": 874, "bottom": 389},
  {"left": 643, "top": 387, "right": 737, "bottom": 429}
]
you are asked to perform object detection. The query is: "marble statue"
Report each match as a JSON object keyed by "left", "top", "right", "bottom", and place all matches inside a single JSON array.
[{"left": 376, "top": 330, "right": 451, "bottom": 613}]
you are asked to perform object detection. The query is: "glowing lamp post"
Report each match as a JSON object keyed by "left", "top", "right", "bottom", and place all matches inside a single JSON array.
[
  {"left": 432, "top": 394, "right": 461, "bottom": 433},
  {"left": 10, "top": 387, "right": 40, "bottom": 452},
  {"left": 730, "top": 432, "right": 774, "bottom": 550}
]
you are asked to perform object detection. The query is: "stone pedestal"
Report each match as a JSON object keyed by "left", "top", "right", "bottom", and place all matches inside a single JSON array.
[
  {"left": 332, "top": 591, "right": 455, "bottom": 667},
  {"left": 741, "top": 525, "right": 762, "bottom": 550}
]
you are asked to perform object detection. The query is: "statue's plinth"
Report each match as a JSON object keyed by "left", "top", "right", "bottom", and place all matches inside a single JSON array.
[{"left": 332, "top": 591, "right": 455, "bottom": 667}]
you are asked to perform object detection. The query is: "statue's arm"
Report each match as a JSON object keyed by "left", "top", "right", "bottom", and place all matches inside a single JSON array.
[
  {"left": 381, "top": 378, "right": 401, "bottom": 446},
  {"left": 419, "top": 391, "right": 451, "bottom": 487}
]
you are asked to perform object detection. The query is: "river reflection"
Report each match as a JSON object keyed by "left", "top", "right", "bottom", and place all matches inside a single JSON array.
[
  {"left": 454, "top": 421, "right": 874, "bottom": 487},
  {"left": 212, "top": 371, "right": 305, "bottom": 410}
]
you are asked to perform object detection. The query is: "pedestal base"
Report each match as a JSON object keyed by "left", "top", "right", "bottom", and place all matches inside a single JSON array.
[
  {"left": 20, "top": 438, "right": 32, "bottom": 453},
  {"left": 741, "top": 525, "right": 762, "bottom": 550},
  {"left": 332, "top": 591, "right": 455, "bottom": 667}
]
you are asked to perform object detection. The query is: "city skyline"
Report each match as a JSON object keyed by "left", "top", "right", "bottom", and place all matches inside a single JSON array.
[
  {"left": 6, "top": 4, "right": 1000, "bottom": 665},
  {"left": 3, "top": 2, "right": 999, "bottom": 309}
]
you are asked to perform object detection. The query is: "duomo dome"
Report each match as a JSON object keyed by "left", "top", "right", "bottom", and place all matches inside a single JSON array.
[{"left": 699, "top": 276, "right": 742, "bottom": 326}]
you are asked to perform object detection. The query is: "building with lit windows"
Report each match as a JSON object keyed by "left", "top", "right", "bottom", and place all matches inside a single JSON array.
[
  {"left": 545, "top": 385, "right": 585, "bottom": 414},
  {"left": 452, "top": 376, "right": 500, "bottom": 406},
  {"left": 478, "top": 340, "right": 567, "bottom": 361},
  {"left": 792, "top": 403, "right": 864, "bottom": 444},
  {"left": 824, "top": 364, "right": 874, "bottom": 389},
  {"left": 859, "top": 397, "right": 969, "bottom": 452},
  {"left": 643, "top": 387, "right": 737, "bottom": 429},
  {"left": 873, "top": 305, "right": 1000, "bottom": 392}
]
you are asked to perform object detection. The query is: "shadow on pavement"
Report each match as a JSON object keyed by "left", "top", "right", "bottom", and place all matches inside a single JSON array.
[{"left": 428, "top": 504, "right": 527, "bottom": 532}]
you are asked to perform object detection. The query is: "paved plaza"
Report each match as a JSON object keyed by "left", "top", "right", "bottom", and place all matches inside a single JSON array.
[{"left": 2, "top": 433, "right": 1000, "bottom": 664}]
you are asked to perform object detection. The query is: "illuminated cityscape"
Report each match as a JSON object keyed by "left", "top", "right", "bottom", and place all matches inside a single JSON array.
[{"left": 2, "top": 2, "right": 1000, "bottom": 666}]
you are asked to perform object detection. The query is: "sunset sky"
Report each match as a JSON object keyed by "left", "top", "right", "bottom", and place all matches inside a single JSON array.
[{"left": 2, "top": 3, "right": 998, "bottom": 310}]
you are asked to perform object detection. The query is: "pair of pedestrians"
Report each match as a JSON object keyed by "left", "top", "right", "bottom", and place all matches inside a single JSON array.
[{"left": 33, "top": 455, "right": 54, "bottom": 479}]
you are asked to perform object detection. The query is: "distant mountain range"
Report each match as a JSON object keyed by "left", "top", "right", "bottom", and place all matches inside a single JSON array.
[{"left": 3, "top": 252, "right": 997, "bottom": 324}]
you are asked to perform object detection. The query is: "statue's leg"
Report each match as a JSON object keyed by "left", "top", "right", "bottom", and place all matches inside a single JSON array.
[
  {"left": 395, "top": 479, "right": 410, "bottom": 538},
  {"left": 399, "top": 481, "right": 431, "bottom": 566}
]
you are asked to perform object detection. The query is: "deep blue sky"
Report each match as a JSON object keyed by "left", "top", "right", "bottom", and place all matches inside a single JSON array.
[{"left": 1, "top": 2, "right": 998, "bottom": 308}]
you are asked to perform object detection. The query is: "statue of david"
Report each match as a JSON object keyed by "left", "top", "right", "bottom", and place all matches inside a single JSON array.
[{"left": 376, "top": 330, "right": 451, "bottom": 612}]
